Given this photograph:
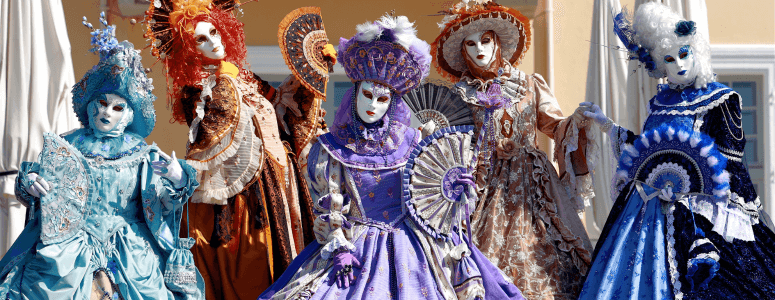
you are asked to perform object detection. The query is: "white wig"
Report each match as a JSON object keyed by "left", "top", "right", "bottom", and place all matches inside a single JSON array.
[{"left": 633, "top": 2, "right": 714, "bottom": 88}]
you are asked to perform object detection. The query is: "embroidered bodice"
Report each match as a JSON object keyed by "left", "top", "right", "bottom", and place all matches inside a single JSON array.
[
  {"left": 81, "top": 151, "right": 145, "bottom": 242},
  {"left": 304, "top": 128, "right": 419, "bottom": 257},
  {"left": 455, "top": 68, "right": 566, "bottom": 153}
]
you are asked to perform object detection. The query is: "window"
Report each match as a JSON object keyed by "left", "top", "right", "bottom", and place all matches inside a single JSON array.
[
  {"left": 711, "top": 44, "right": 775, "bottom": 214},
  {"left": 718, "top": 75, "right": 764, "bottom": 197}
]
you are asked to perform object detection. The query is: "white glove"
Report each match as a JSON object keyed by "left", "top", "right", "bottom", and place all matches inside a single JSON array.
[
  {"left": 419, "top": 122, "right": 437, "bottom": 139},
  {"left": 152, "top": 150, "right": 186, "bottom": 189},
  {"left": 25, "top": 173, "right": 51, "bottom": 198},
  {"left": 579, "top": 102, "right": 611, "bottom": 127}
]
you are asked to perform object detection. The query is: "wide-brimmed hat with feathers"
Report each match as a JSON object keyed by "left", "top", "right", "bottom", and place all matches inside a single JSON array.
[{"left": 431, "top": 0, "right": 531, "bottom": 81}]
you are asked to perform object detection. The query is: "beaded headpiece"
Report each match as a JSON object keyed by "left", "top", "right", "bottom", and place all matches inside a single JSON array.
[
  {"left": 431, "top": 0, "right": 531, "bottom": 82},
  {"left": 72, "top": 13, "right": 156, "bottom": 138},
  {"left": 337, "top": 15, "right": 431, "bottom": 96}
]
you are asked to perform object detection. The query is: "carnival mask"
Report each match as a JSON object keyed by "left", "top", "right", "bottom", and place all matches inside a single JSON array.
[
  {"left": 663, "top": 45, "right": 697, "bottom": 87},
  {"left": 356, "top": 81, "right": 391, "bottom": 124},
  {"left": 88, "top": 93, "right": 133, "bottom": 135},
  {"left": 464, "top": 31, "right": 497, "bottom": 68},
  {"left": 194, "top": 22, "right": 226, "bottom": 60}
]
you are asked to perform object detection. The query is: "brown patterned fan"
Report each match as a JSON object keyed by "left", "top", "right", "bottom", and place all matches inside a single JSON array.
[{"left": 277, "top": 7, "right": 331, "bottom": 98}]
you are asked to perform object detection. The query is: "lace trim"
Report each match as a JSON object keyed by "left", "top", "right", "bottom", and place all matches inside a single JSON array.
[
  {"left": 319, "top": 234, "right": 356, "bottom": 259},
  {"left": 528, "top": 150, "right": 593, "bottom": 274},
  {"left": 556, "top": 115, "right": 599, "bottom": 210},
  {"left": 317, "top": 138, "right": 410, "bottom": 171},
  {"left": 456, "top": 66, "right": 529, "bottom": 106},
  {"left": 185, "top": 102, "right": 253, "bottom": 171},
  {"left": 687, "top": 194, "right": 758, "bottom": 242},
  {"left": 650, "top": 90, "right": 735, "bottom": 116},
  {"left": 84, "top": 144, "right": 152, "bottom": 169},
  {"left": 666, "top": 201, "right": 684, "bottom": 300},
  {"left": 188, "top": 106, "right": 264, "bottom": 205}
]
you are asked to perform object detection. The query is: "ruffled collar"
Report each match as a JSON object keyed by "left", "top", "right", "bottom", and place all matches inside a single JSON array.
[
  {"left": 64, "top": 128, "right": 148, "bottom": 160},
  {"left": 650, "top": 82, "right": 736, "bottom": 116},
  {"left": 319, "top": 128, "right": 419, "bottom": 170},
  {"left": 456, "top": 65, "right": 529, "bottom": 106}
]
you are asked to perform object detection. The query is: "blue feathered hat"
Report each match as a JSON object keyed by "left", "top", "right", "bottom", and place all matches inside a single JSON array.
[{"left": 72, "top": 13, "right": 156, "bottom": 138}]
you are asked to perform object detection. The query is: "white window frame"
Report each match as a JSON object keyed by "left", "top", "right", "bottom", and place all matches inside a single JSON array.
[{"left": 711, "top": 44, "right": 775, "bottom": 218}]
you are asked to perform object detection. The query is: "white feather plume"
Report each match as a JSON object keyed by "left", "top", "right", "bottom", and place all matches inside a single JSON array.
[{"left": 355, "top": 15, "right": 418, "bottom": 51}]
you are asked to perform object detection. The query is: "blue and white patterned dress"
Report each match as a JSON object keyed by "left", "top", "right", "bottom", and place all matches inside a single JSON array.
[
  {"left": 580, "top": 82, "right": 775, "bottom": 299},
  {"left": 0, "top": 129, "right": 201, "bottom": 300}
]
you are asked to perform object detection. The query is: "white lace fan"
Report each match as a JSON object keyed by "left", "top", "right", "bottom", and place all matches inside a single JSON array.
[
  {"left": 402, "top": 125, "right": 477, "bottom": 241},
  {"left": 402, "top": 80, "right": 474, "bottom": 129}
]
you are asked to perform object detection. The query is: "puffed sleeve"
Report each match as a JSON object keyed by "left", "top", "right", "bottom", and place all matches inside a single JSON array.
[
  {"left": 533, "top": 73, "right": 599, "bottom": 210},
  {"left": 304, "top": 141, "right": 355, "bottom": 259}
]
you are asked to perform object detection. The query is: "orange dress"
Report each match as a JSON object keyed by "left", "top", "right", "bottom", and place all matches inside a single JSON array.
[{"left": 181, "top": 64, "right": 317, "bottom": 299}]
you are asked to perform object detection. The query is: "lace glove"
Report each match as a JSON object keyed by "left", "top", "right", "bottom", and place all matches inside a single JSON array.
[
  {"left": 24, "top": 173, "right": 51, "bottom": 198},
  {"left": 579, "top": 102, "right": 615, "bottom": 134},
  {"left": 330, "top": 250, "right": 361, "bottom": 288},
  {"left": 152, "top": 150, "right": 187, "bottom": 189}
]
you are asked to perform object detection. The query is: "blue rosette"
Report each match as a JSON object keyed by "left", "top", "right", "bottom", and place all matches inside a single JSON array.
[{"left": 402, "top": 125, "right": 476, "bottom": 241}]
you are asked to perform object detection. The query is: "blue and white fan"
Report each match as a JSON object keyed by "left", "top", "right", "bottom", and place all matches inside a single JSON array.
[
  {"left": 614, "top": 123, "right": 730, "bottom": 198},
  {"left": 402, "top": 125, "right": 477, "bottom": 241}
]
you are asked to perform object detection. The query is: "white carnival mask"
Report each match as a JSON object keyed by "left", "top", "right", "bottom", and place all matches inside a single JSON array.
[
  {"left": 356, "top": 81, "right": 391, "bottom": 124},
  {"left": 663, "top": 45, "right": 697, "bottom": 87},
  {"left": 194, "top": 21, "right": 226, "bottom": 60},
  {"left": 463, "top": 31, "right": 497, "bottom": 68},
  {"left": 90, "top": 94, "right": 130, "bottom": 133}
]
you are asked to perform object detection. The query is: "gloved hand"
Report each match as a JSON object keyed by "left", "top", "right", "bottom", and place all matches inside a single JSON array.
[
  {"left": 578, "top": 102, "right": 612, "bottom": 128},
  {"left": 152, "top": 150, "right": 187, "bottom": 189},
  {"left": 330, "top": 250, "right": 361, "bottom": 289},
  {"left": 24, "top": 173, "right": 51, "bottom": 198},
  {"left": 419, "top": 121, "right": 437, "bottom": 139}
]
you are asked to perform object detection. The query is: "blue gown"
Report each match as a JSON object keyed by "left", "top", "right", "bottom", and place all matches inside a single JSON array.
[
  {"left": 0, "top": 129, "right": 202, "bottom": 299},
  {"left": 580, "top": 82, "right": 775, "bottom": 299}
]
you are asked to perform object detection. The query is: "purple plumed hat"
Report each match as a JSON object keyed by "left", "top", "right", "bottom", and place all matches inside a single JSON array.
[{"left": 337, "top": 15, "right": 432, "bottom": 96}]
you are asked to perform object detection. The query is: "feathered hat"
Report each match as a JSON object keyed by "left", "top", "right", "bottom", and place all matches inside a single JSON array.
[
  {"left": 144, "top": 0, "right": 242, "bottom": 59},
  {"left": 72, "top": 13, "right": 156, "bottom": 138},
  {"left": 431, "top": 0, "right": 531, "bottom": 81},
  {"left": 337, "top": 14, "right": 432, "bottom": 96}
]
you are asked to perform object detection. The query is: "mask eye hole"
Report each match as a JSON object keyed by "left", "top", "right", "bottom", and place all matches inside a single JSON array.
[
  {"left": 210, "top": 28, "right": 217, "bottom": 37},
  {"left": 679, "top": 52, "right": 688, "bottom": 59},
  {"left": 113, "top": 105, "right": 124, "bottom": 112},
  {"left": 377, "top": 96, "right": 389, "bottom": 103},
  {"left": 465, "top": 40, "right": 476, "bottom": 47},
  {"left": 196, "top": 35, "right": 207, "bottom": 44},
  {"left": 481, "top": 37, "right": 491, "bottom": 44},
  {"left": 362, "top": 90, "right": 373, "bottom": 99},
  {"left": 99, "top": 100, "right": 108, "bottom": 107},
  {"left": 664, "top": 56, "right": 675, "bottom": 63}
]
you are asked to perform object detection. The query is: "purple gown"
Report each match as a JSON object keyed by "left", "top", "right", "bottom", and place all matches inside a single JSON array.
[{"left": 258, "top": 86, "right": 523, "bottom": 300}]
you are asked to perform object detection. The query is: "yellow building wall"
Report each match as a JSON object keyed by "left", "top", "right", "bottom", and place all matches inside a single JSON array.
[{"left": 62, "top": 0, "right": 774, "bottom": 156}]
